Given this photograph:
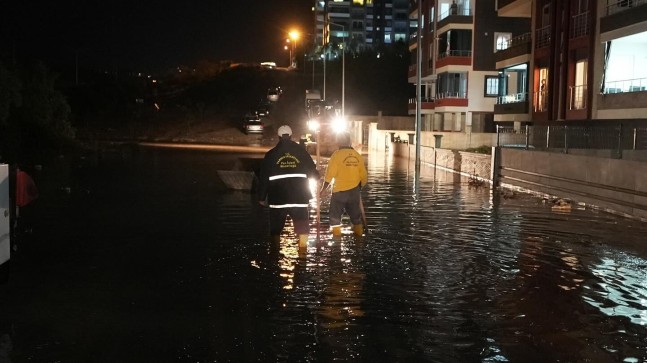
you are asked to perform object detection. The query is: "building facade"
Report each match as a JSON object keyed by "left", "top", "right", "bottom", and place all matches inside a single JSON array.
[
  {"left": 314, "top": 0, "right": 411, "bottom": 57},
  {"left": 408, "top": 0, "right": 530, "bottom": 132},
  {"left": 496, "top": 0, "right": 647, "bottom": 127}
]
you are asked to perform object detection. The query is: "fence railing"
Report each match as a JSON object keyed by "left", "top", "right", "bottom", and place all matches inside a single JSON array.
[
  {"left": 438, "top": 50, "right": 472, "bottom": 58},
  {"left": 535, "top": 25, "right": 551, "bottom": 49},
  {"left": 603, "top": 78, "right": 647, "bottom": 94},
  {"left": 571, "top": 11, "right": 590, "bottom": 38},
  {"left": 569, "top": 85, "right": 587, "bottom": 110},
  {"left": 497, "top": 32, "right": 532, "bottom": 52},
  {"left": 496, "top": 125, "right": 647, "bottom": 158},
  {"left": 438, "top": 6, "right": 472, "bottom": 21},
  {"left": 497, "top": 92, "right": 527, "bottom": 105},
  {"left": 606, "top": 0, "right": 647, "bottom": 15}
]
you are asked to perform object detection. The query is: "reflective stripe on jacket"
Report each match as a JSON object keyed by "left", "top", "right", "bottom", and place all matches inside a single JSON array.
[{"left": 258, "top": 139, "right": 319, "bottom": 208}]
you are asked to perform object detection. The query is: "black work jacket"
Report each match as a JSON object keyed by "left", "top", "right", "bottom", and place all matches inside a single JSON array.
[{"left": 258, "top": 138, "right": 319, "bottom": 208}]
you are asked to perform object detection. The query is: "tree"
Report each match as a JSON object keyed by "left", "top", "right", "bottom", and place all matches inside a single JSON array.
[
  {"left": 0, "top": 62, "right": 76, "bottom": 161},
  {"left": 0, "top": 62, "right": 22, "bottom": 126}
]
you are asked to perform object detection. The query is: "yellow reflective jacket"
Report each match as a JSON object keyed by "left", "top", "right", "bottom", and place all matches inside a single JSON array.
[{"left": 324, "top": 146, "right": 368, "bottom": 193}]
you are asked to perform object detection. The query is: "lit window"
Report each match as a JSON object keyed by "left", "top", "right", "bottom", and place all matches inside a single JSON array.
[
  {"left": 485, "top": 76, "right": 499, "bottom": 97},
  {"left": 495, "top": 32, "right": 511, "bottom": 51}
]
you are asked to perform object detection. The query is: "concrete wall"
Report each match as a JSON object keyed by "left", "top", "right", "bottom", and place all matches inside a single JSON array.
[
  {"left": 497, "top": 148, "right": 647, "bottom": 220},
  {"left": 389, "top": 142, "right": 492, "bottom": 182},
  {"left": 381, "top": 136, "right": 647, "bottom": 221},
  {"left": 367, "top": 124, "right": 498, "bottom": 153},
  {"left": 367, "top": 117, "right": 647, "bottom": 221}
]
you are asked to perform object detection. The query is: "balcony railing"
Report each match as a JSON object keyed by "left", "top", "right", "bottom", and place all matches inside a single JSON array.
[
  {"left": 533, "top": 90, "right": 549, "bottom": 112},
  {"left": 497, "top": 92, "right": 527, "bottom": 105},
  {"left": 496, "top": 125, "right": 647, "bottom": 158},
  {"left": 436, "top": 92, "right": 467, "bottom": 99},
  {"left": 571, "top": 11, "right": 590, "bottom": 38},
  {"left": 606, "top": 0, "right": 647, "bottom": 15},
  {"left": 438, "top": 50, "right": 472, "bottom": 59},
  {"left": 569, "top": 85, "right": 587, "bottom": 110},
  {"left": 409, "top": 97, "right": 435, "bottom": 104},
  {"left": 497, "top": 32, "right": 531, "bottom": 52},
  {"left": 438, "top": 6, "right": 472, "bottom": 21},
  {"left": 535, "top": 25, "right": 551, "bottom": 49},
  {"left": 603, "top": 77, "right": 647, "bottom": 93}
]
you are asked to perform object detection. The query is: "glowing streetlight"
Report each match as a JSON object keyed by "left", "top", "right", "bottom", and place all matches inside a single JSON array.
[{"left": 288, "top": 30, "right": 300, "bottom": 68}]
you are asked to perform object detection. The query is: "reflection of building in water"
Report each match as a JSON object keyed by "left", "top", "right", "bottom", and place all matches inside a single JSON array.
[
  {"left": 315, "top": 239, "right": 365, "bottom": 330},
  {"left": 317, "top": 269, "right": 365, "bottom": 329}
]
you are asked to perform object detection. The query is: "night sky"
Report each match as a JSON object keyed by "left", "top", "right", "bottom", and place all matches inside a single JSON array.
[{"left": 1, "top": 0, "right": 313, "bottom": 72}]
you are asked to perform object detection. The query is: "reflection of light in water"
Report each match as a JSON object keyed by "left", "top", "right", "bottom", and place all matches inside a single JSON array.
[
  {"left": 316, "top": 238, "right": 365, "bottom": 330},
  {"left": 277, "top": 220, "right": 299, "bottom": 290},
  {"left": 583, "top": 256, "right": 647, "bottom": 326}
]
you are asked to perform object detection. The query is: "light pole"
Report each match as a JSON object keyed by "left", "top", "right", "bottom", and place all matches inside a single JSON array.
[
  {"left": 328, "top": 22, "right": 346, "bottom": 118},
  {"left": 289, "top": 30, "right": 300, "bottom": 68},
  {"left": 284, "top": 42, "right": 292, "bottom": 68}
]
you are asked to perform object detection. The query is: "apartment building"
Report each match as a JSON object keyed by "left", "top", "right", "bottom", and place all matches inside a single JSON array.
[
  {"left": 408, "top": 0, "right": 530, "bottom": 133},
  {"left": 313, "top": 0, "right": 410, "bottom": 57},
  {"left": 495, "top": 0, "right": 647, "bottom": 127}
]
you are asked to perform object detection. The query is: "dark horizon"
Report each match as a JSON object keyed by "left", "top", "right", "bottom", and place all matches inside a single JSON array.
[{"left": 0, "top": 1, "right": 313, "bottom": 72}]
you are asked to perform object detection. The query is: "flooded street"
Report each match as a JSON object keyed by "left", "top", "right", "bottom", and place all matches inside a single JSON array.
[{"left": 1, "top": 146, "right": 646, "bottom": 362}]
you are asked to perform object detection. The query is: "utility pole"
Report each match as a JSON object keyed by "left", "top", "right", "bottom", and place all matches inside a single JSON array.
[{"left": 415, "top": 0, "right": 423, "bottom": 180}]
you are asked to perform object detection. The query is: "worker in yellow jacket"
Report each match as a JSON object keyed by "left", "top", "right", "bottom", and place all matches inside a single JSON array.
[{"left": 320, "top": 132, "right": 368, "bottom": 237}]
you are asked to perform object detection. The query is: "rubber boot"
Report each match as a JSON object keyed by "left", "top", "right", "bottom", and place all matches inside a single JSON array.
[
  {"left": 332, "top": 226, "right": 342, "bottom": 237},
  {"left": 353, "top": 224, "right": 364, "bottom": 237}
]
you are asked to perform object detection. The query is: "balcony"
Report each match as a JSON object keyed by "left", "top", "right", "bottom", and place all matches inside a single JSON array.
[
  {"left": 409, "top": 30, "right": 418, "bottom": 49},
  {"left": 603, "top": 77, "right": 647, "bottom": 94},
  {"left": 533, "top": 90, "right": 549, "bottom": 113},
  {"left": 435, "top": 92, "right": 468, "bottom": 107},
  {"left": 601, "top": 0, "right": 647, "bottom": 35},
  {"left": 605, "top": 0, "right": 647, "bottom": 16},
  {"left": 408, "top": 97, "right": 435, "bottom": 111},
  {"left": 535, "top": 26, "right": 551, "bottom": 49},
  {"left": 408, "top": 64, "right": 417, "bottom": 79},
  {"left": 570, "top": 11, "right": 591, "bottom": 39},
  {"left": 495, "top": 33, "right": 531, "bottom": 64},
  {"left": 494, "top": 93, "right": 529, "bottom": 115},
  {"left": 437, "top": 7, "right": 473, "bottom": 29},
  {"left": 497, "top": 0, "right": 531, "bottom": 18},
  {"left": 436, "top": 50, "right": 472, "bottom": 68},
  {"left": 569, "top": 85, "right": 587, "bottom": 111}
]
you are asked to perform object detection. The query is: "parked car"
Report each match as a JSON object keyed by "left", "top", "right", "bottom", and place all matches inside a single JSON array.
[
  {"left": 267, "top": 87, "right": 280, "bottom": 102},
  {"left": 243, "top": 115, "right": 264, "bottom": 134},
  {"left": 255, "top": 104, "right": 271, "bottom": 117}
]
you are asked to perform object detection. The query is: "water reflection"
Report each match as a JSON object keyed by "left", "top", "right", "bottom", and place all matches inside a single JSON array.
[
  {"left": 266, "top": 151, "right": 647, "bottom": 362},
  {"left": 2, "top": 145, "right": 647, "bottom": 362}
]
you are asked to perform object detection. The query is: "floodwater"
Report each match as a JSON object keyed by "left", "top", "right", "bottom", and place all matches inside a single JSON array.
[{"left": 1, "top": 145, "right": 646, "bottom": 362}]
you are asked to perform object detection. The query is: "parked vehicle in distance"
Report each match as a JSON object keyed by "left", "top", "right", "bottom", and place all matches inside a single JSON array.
[
  {"left": 255, "top": 104, "right": 270, "bottom": 117},
  {"left": 243, "top": 114, "right": 264, "bottom": 134},
  {"left": 267, "top": 87, "right": 280, "bottom": 102}
]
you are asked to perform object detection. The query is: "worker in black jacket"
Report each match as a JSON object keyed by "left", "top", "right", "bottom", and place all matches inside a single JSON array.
[{"left": 258, "top": 125, "right": 319, "bottom": 253}]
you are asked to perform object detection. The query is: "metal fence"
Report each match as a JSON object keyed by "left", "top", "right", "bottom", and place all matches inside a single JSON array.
[{"left": 496, "top": 125, "right": 647, "bottom": 158}]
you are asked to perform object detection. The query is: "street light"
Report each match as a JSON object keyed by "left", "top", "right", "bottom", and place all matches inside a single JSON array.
[
  {"left": 289, "top": 30, "right": 300, "bottom": 68},
  {"left": 327, "top": 22, "right": 346, "bottom": 118},
  {"left": 284, "top": 41, "right": 292, "bottom": 68}
]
